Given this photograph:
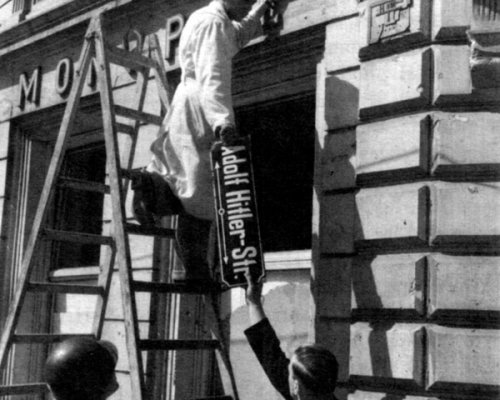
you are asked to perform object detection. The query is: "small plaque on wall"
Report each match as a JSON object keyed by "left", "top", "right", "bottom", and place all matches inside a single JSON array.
[{"left": 369, "top": 0, "right": 412, "bottom": 44}]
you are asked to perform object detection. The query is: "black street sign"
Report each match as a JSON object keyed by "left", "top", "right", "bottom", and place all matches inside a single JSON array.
[{"left": 211, "top": 138, "right": 265, "bottom": 287}]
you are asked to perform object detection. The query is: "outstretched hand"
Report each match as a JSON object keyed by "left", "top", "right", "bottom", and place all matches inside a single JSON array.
[
  {"left": 218, "top": 124, "right": 244, "bottom": 146},
  {"left": 245, "top": 270, "right": 263, "bottom": 306}
]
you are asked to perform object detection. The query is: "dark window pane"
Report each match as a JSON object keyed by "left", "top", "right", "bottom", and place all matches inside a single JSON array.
[
  {"left": 235, "top": 96, "right": 315, "bottom": 252},
  {"left": 51, "top": 142, "right": 106, "bottom": 269}
]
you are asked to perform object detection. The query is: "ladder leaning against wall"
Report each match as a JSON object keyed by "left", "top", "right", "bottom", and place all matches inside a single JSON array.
[{"left": 0, "top": 13, "right": 238, "bottom": 400}]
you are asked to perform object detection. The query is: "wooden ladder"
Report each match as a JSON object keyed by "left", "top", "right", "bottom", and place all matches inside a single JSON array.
[{"left": 0, "top": 14, "right": 238, "bottom": 400}]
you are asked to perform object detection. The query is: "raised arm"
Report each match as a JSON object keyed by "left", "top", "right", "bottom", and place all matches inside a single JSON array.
[
  {"left": 245, "top": 271, "right": 266, "bottom": 325},
  {"left": 233, "top": 0, "right": 275, "bottom": 47},
  {"left": 193, "top": 19, "right": 236, "bottom": 134},
  {"left": 244, "top": 272, "right": 294, "bottom": 400}
]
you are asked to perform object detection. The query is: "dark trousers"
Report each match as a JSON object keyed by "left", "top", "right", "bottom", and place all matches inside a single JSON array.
[{"left": 176, "top": 213, "right": 215, "bottom": 281}]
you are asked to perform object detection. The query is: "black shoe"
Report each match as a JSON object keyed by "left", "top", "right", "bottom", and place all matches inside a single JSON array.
[
  {"left": 130, "top": 171, "right": 183, "bottom": 225},
  {"left": 130, "top": 171, "right": 156, "bottom": 226}
]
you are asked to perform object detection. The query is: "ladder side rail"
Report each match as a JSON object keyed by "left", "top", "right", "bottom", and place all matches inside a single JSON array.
[
  {"left": 92, "top": 67, "right": 148, "bottom": 337},
  {"left": 91, "top": 244, "right": 116, "bottom": 338},
  {"left": 93, "top": 15, "right": 145, "bottom": 400},
  {"left": 0, "top": 19, "right": 96, "bottom": 372},
  {"left": 206, "top": 294, "right": 240, "bottom": 400},
  {"left": 120, "top": 66, "right": 148, "bottom": 174},
  {"left": 148, "top": 34, "right": 171, "bottom": 110}
]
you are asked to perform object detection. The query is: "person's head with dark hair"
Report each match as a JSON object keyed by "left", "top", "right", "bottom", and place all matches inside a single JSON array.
[
  {"left": 45, "top": 337, "right": 119, "bottom": 400},
  {"left": 289, "top": 344, "right": 338, "bottom": 399}
]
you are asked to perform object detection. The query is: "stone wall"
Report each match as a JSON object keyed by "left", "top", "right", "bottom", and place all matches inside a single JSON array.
[{"left": 315, "top": 0, "right": 500, "bottom": 399}]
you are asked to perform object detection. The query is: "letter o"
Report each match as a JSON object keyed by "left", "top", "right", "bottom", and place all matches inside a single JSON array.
[
  {"left": 223, "top": 164, "right": 238, "bottom": 175},
  {"left": 56, "top": 58, "right": 73, "bottom": 97}
]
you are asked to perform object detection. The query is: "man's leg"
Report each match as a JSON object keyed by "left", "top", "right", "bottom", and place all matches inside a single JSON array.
[
  {"left": 131, "top": 170, "right": 182, "bottom": 225},
  {"left": 176, "top": 213, "right": 213, "bottom": 282}
]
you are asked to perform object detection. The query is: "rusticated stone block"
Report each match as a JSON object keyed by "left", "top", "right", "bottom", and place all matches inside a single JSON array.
[
  {"left": 355, "top": 184, "right": 429, "bottom": 249},
  {"left": 359, "top": 48, "right": 431, "bottom": 119},
  {"left": 427, "top": 326, "right": 500, "bottom": 389},
  {"left": 350, "top": 322, "right": 425, "bottom": 386},
  {"left": 320, "top": 192, "right": 356, "bottom": 254},
  {"left": 429, "top": 182, "right": 500, "bottom": 248},
  {"left": 322, "top": 130, "right": 356, "bottom": 191},
  {"left": 428, "top": 254, "right": 500, "bottom": 317},
  {"left": 359, "top": 0, "right": 431, "bottom": 60},
  {"left": 356, "top": 114, "right": 430, "bottom": 183},
  {"left": 431, "top": 112, "right": 500, "bottom": 179},
  {"left": 349, "top": 391, "right": 438, "bottom": 400},
  {"left": 315, "top": 258, "right": 352, "bottom": 318},
  {"left": 433, "top": 45, "right": 471, "bottom": 102},
  {"left": 325, "top": 17, "right": 360, "bottom": 72},
  {"left": 352, "top": 254, "right": 426, "bottom": 316},
  {"left": 434, "top": 44, "right": 500, "bottom": 105},
  {"left": 324, "top": 70, "right": 360, "bottom": 130},
  {"left": 432, "top": 0, "right": 471, "bottom": 40}
]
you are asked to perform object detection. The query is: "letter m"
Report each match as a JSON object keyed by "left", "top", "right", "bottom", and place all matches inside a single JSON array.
[{"left": 19, "top": 67, "right": 41, "bottom": 109}]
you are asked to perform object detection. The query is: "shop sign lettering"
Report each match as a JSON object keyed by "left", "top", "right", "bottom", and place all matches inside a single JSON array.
[
  {"left": 369, "top": 0, "right": 412, "bottom": 44},
  {"left": 17, "top": 14, "right": 185, "bottom": 111}
]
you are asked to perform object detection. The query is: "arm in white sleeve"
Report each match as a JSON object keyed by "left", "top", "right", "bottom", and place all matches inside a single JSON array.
[
  {"left": 194, "top": 20, "right": 235, "bottom": 132},
  {"left": 233, "top": 0, "right": 270, "bottom": 48}
]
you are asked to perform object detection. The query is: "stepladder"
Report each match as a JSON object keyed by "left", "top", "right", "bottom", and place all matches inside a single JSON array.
[{"left": 0, "top": 13, "right": 238, "bottom": 400}]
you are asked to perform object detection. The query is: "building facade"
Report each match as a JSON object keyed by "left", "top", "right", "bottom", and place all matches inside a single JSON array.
[{"left": 0, "top": 0, "right": 499, "bottom": 399}]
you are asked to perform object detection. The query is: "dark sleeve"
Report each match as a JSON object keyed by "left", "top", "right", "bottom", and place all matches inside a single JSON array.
[{"left": 244, "top": 318, "right": 293, "bottom": 400}]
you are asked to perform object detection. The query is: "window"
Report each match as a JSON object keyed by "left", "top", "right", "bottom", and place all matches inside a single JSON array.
[
  {"left": 236, "top": 95, "right": 316, "bottom": 253},
  {"left": 50, "top": 142, "right": 106, "bottom": 270}
]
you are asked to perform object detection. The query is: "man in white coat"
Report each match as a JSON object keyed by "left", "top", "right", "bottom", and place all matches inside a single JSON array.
[{"left": 133, "top": 0, "right": 277, "bottom": 285}]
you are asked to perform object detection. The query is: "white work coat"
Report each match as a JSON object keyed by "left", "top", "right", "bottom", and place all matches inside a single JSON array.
[{"left": 148, "top": 1, "right": 262, "bottom": 220}]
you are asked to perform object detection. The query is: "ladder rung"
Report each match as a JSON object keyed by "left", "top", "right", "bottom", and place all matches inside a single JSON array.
[
  {"left": 116, "top": 122, "right": 137, "bottom": 136},
  {"left": 13, "top": 334, "right": 95, "bottom": 344},
  {"left": 58, "top": 177, "right": 110, "bottom": 194},
  {"left": 125, "top": 223, "right": 176, "bottom": 238},
  {"left": 106, "top": 44, "right": 158, "bottom": 70},
  {"left": 27, "top": 282, "right": 104, "bottom": 295},
  {"left": 132, "top": 281, "right": 215, "bottom": 294},
  {"left": 140, "top": 339, "right": 220, "bottom": 351},
  {"left": 43, "top": 229, "right": 114, "bottom": 246},
  {"left": 114, "top": 105, "right": 162, "bottom": 126},
  {"left": 0, "top": 383, "right": 48, "bottom": 396}
]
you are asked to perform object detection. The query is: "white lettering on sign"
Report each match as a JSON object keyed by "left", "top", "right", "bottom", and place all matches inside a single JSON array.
[
  {"left": 220, "top": 145, "right": 257, "bottom": 275},
  {"left": 165, "top": 14, "right": 185, "bottom": 70},
  {"left": 56, "top": 58, "right": 74, "bottom": 97},
  {"left": 369, "top": 0, "right": 412, "bottom": 44},
  {"left": 16, "top": 14, "right": 186, "bottom": 114},
  {"left": 19, "top": 67, "right": 41, "bottom": 109}
]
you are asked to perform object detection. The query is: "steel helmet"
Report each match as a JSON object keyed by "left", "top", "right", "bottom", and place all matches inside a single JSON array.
[{"left": 45, "top": 337, "right": 118, "bottom": 399}]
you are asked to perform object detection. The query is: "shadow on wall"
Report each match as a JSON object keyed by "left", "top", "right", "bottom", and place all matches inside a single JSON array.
[{"left": 311, "top": 72, "right": 396, "bottom": 397}]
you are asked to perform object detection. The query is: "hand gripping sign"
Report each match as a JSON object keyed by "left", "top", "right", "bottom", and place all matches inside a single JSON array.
[{"left": 211, "top": 138, "right": 265, "bottom": 288}]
